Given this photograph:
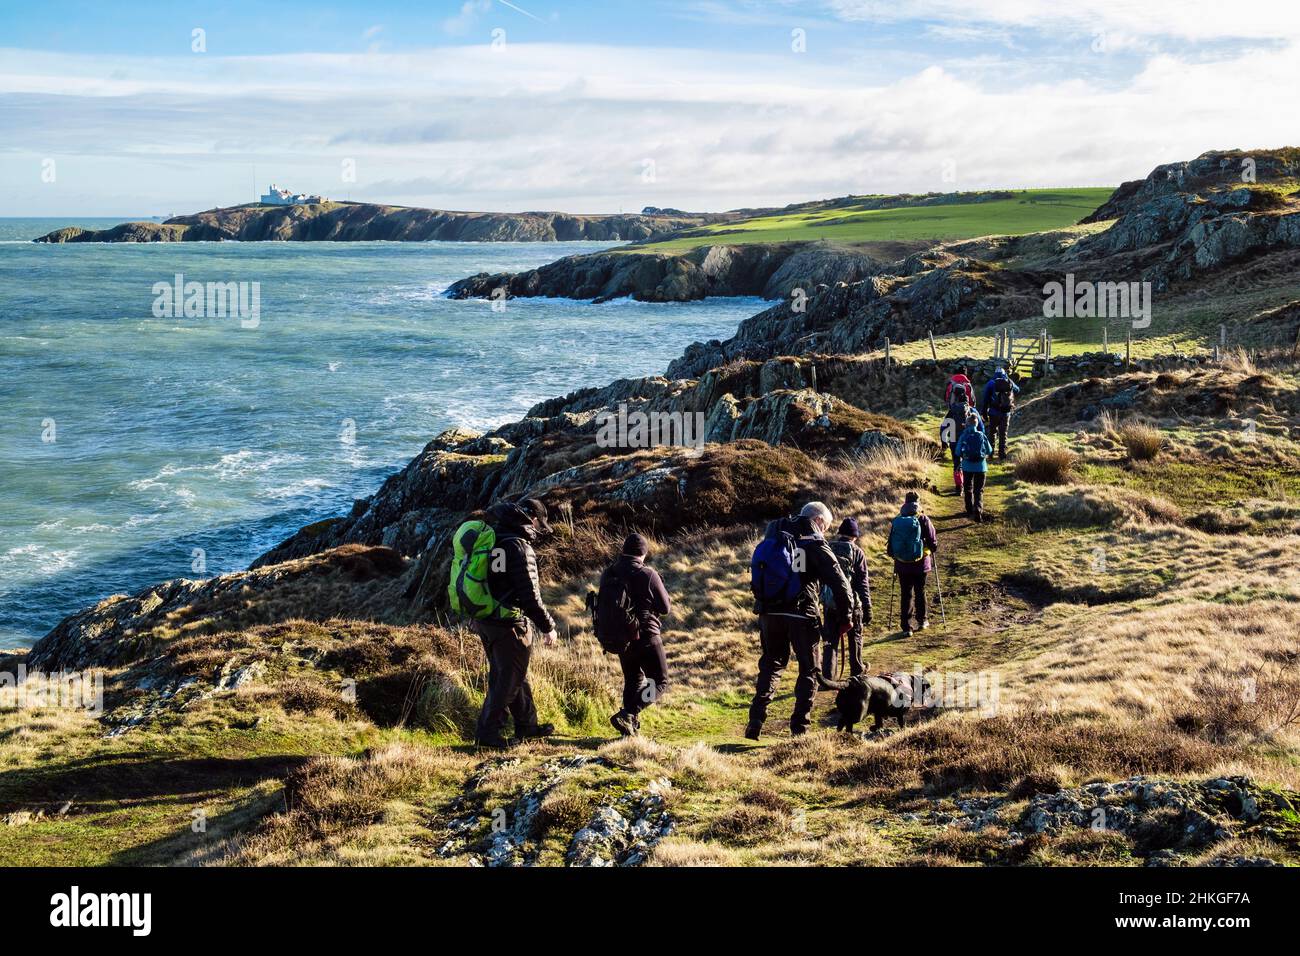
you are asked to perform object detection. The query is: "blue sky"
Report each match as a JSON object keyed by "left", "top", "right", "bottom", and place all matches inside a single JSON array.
[{"left": 3, "top": 0, "right": 1298, "bottom": 215}]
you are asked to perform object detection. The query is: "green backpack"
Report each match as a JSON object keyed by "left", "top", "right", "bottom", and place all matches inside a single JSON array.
[{"left": 448, "top": 520, "right": 521, "bottom": 621}]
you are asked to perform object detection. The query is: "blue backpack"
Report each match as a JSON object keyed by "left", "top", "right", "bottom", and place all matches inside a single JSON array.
[
  {"left": 889, "top": 515, "right": 924, "bottom": 563},
  {"left": 751, "top": 524, "right": 802, "bottom": 609},
  {"left": 960, "top": 429, "right": 989, "bottom": 464}
]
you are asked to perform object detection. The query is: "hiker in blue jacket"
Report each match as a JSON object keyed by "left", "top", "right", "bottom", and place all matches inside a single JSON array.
[
  {"left": 746, "top": 501, "right": 853, "bottom": 740},
  {"left": 957, "top": 413, "right": 994, "bottom": 523},
  {"left": 980, "top": 367, "right": 1020, "bottom": 461},
  {"left": 886, "top": 491, "right": 939, "bottom": 636}
]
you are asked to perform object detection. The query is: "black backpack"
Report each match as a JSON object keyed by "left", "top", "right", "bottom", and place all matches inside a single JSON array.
[
  {"left": 992, "top": 377, "right": 1015, "bottom": 414},
  {"left": 587, "top": 564, "right": 640, "bottom": 654},
  {"left": 820, "top": 539, "right": 857, "bottom": 613}
]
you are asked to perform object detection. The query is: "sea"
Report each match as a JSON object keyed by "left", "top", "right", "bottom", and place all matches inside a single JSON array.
[{"left": 0, "top": 218, "right": 764, "bottom": 646}]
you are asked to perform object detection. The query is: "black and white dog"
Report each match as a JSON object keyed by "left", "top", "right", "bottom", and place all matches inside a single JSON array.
[{"left": 833, "top": 673, "right": 932, "bottom": 732}]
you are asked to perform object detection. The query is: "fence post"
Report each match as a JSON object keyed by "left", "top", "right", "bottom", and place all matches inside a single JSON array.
[
  {"left": 885, "top": 337, "right": 891, "bottom": 365},
  {"left": 1102, "top": 326, "right": 1108, "bottom": 355},
  {"left": 929, "top": 330, "right": 938, "bottom": 362},
  {"left": 1125, "top": 329, "right": 1132, "bottom": 371}
]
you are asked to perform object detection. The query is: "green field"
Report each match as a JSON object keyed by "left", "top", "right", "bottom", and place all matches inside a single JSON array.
[{"left": 633, "top": 187, "right": 1115, "bottom": 252}]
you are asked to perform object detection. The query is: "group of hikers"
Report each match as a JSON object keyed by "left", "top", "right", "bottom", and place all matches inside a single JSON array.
[
  {"left": 939, "top": 363, "right": 1019, "bottom": 522},
  {"left": 448, "top": 492, "right": 943, "bottom": 747},
  {"left": 449, "top": 363, "right": 1020, "bottom": 748}
]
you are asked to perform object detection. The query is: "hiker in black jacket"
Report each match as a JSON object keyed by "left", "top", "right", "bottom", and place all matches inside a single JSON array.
[
  {"left": 473, "top": 498, "right": 558, "bottom": 749},
  {"left": 746, "top": 501, "right": 853, "bottom": 740},
  {"left": 605, "top": 533, "right": 673, "bottom": 738},
  {"left": 820, "top": 518, "right": 872, "bottom": 679}
]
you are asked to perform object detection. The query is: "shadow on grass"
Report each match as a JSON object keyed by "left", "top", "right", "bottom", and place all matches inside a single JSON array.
[{"left": 0, "top": 751, "right": 308, "bottom": 816}]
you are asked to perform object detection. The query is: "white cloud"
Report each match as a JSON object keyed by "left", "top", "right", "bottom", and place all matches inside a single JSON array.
[
  {"left": 2, "top": 35, "right": 1297, "bottom": 216},
  {"left": 442, "top": 1, "right": 493, "bottom": 37},
  {"left": 826, "top": 0, "right": 1300, "bottom": 42}
]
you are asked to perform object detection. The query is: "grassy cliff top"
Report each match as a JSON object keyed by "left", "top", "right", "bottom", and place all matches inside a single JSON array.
[{"left": 630, "top": 187, "right": 1115, "bottom": 253}]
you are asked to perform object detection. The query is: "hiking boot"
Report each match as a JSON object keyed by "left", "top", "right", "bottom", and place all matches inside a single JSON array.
[
  {"left": 744, "top": 721, "right": 762, "bottom": 741},
  {"left": 901, "top": 627, "right": 913, "bottom": 637},
  {"left": 514, "top": 722, "right": 554, "bottom": 741},
  {"left": 610, "top": 711, "right": 637, "bottom": 738},
  {"left": 919, "top": 620, "right": 931, "bottom": 631},
  {"left": 475, "top": 735, "right": 510, "bottom": 751}
]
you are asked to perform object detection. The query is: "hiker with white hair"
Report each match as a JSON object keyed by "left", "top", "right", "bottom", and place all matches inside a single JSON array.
[{"left": 745, "top": 500, "right": 853, "bottom": 740}]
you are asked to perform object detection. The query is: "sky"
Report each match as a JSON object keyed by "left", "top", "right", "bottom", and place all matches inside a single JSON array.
[{"left": 2, "top": 0, "right": 1299, "bottom": 216}]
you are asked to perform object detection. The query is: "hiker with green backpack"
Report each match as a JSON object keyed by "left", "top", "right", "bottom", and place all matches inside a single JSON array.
[
  {"left": 885, "top": 491, "right": 939, "bottom": 636},
  {"left": 820, "top": 518, "right": 872, "bottom": 679},
  {"left": 448, "top": 498, "right": 559, "bottom": 750},
  {"left": 956, "top": 411, "right": 994, "bottom": 523},
  {"left": 745, "top": 501, "right": 853, "bottom": 740}
]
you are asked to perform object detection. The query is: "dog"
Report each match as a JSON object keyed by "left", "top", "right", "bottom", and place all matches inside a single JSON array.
[{"left": 833, "top": 672, "right": 932, "bottom": 732}]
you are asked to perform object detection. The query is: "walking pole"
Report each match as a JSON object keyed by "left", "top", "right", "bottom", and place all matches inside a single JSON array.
[
  {"left": 888, "top": 570, "right": 896, "bottom": 630},
  {"left": 934, "top": 560, "right": 948, "bottom": 627}
]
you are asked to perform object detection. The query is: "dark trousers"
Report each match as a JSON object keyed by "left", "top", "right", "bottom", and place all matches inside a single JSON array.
[
  {"left": 749, "top": 614, "right": 820, "bottom": 734},
  {"left": 899, "top": 571, "right": 928, "bottom": 629},
  {"left": 822, "top": 607, "right": 864, "bottom": 678},
  {"left": 619, "top": 636, "right": 669, "bottom": 716},
  {"left": 474, "top": 621, "right": 539, "bottom": 741},
  {"left": 989, "top": 413, "right": 1009, "bottom": 457},
  {"left": 963, "top": 469, "right": 987, "bottom": 517}
]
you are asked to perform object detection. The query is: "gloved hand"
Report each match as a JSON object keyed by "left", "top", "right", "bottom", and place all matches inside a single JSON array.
[{"left": 864, "top": 609, "right": 873, "bottom": 626}]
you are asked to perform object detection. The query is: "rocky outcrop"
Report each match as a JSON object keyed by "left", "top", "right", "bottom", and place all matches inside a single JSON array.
[
  {"left": 666, "top": 260, "right": 1046, "bottom": 378},
  {"left": 1081, "top": 148, "right": 1300, "bottom": 223},
  {"left": 253, "top": 359, "right": 927, "bottom": 567},
  {"left": 36, "top": 222, "right": 189, "bottom": 243},
  {"left": 29, "top": 545, "right": 409, "bottom": 672},
  {"left": 446, "top": 242, "right": 896, "bottom": 303},
  {"left": 938, "top": 774, "right": 1298, "bottom": 864},
  {"left": 33, "top": 202, "right": 710, "bottom": 244}
]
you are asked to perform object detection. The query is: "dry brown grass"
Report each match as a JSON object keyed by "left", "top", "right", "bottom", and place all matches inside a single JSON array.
[
  {"left": 1005, "top": 483, "right": 1181, "bottom": 529},
  {"left": 763, "top": 713, "right": 1228, "bottom": 800},
  {"left": 1013, "top": 439, "right": 1078, "bottom": 484},
  {"left": 1170, "top": 659, "right": 1300, "bottom": 744},
  {"left": 1098, "top": 412, "right": 1166, "bottom": 461},
  {"left": 225, "top": 742, "right": 465, "bottom": 865}
]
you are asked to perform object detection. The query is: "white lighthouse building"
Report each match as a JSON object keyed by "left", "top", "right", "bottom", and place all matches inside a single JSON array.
[{"left": 260, "top": 184, "right": 328, "bottom": 206}]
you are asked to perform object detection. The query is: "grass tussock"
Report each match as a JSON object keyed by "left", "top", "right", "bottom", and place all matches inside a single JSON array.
[
  {"left": 227, "top": 742, "right": 464, "bottom": 864},
  {"left": 1170, "top": 660, "right": 1300, "bottom": 744},
  {"left": 1004, "top": 483, "right": 1181, "bottom": 529},
  {"left": 1100, "top": 413, "right": 1166, "bottom": 461},
  {"left": 1013, "top": 439, "right": 1078, "bottom": 484},
  {"left": 763, "top": 712, "right": 1228, "bottom": 800}
]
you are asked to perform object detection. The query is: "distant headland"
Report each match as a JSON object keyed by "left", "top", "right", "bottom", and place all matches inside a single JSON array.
[{"left": 32, "top": 197, "right": 726, "bottom": 244}]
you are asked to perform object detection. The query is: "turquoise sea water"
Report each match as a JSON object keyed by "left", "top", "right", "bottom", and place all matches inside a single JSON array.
[{"left": 0, "top": 220, "right": 764, "bottom": 646}]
